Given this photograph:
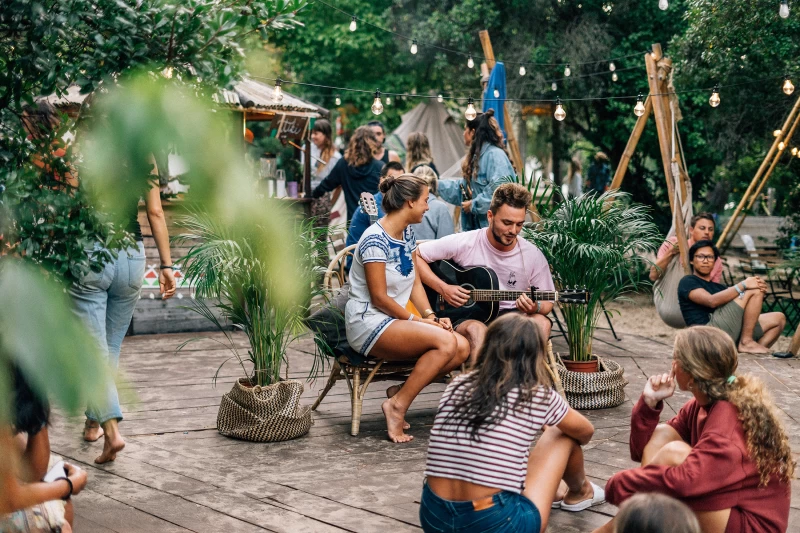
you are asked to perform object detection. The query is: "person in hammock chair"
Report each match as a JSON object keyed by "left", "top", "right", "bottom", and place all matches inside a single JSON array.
[
  {"left": 650, "top": 212, "right": 723, "bottom": 283},
  {"left": 678, "top": 240, "right": 785, "bottom": 355}
]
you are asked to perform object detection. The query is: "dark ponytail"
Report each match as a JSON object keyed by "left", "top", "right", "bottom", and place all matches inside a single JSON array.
[{"left": 461, "top": 109, "right": 514, "bottom": 180}]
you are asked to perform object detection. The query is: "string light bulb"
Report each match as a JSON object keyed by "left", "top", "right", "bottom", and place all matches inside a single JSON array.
[
  {"left": 349, "top": 16, "right": 357, "bottom": 31},
  {"left": 659, "top": 0, "right": 669, "bottom": 10},
  {"left": 634, "top": 95, "right": 646, "bottom": 117},
  {"left": 335, "top": 95, "right": 341, "bottom": 106},
  {"left": 465, "top": 97, "right": 477, "bottom": 120},
  {"left": 792, "top": 147, "right": 799, "bottom": 156},
  {"left": 609, "top": 62, "right": 616, "bottom": 72},
  {"left": 437, "top": 94, "right": 443, "bottom": 103},
  {"left": 273, "top": 78, "right": 283, "bottom": 102},
  {"left": 552, "top": 82, "right": 558, "bottom": 91},
  {"left": 519, "top": 65, "right": 527, "bottom": 76},
  {"left": 554, "top": 97, "right": 566, "bottom": 121},
  {"left": 385, "top": 96, "right": 391, "bottom": 105},
  {"left": 783, "top": 76, "right": 795, "bottom": 95},
  {"left": 564, "top": 64, "right": 571, "bottom": 77},
  {"left": 709, "top": 85, "right": 721, "bottom": 108},
  {"left": 371, "top": 89, "right": 384, "bottom": 115},
  {"left": 612, "top": 72, "right": 618, "bottom": 82},
  {"left": 779, "top": 141, "right": 786, "bottom": 150},
  {"left": 774, "top": 130, "right": 783, "bottom": 137},
  {"left": 467, "top": 55, "right": 475, "bottom": 69},
  {"left": 780, "top": 0, "right": 790, "bottom": 18},
  {"left": 410, "top": 40, "right": 418, "bottom": 55}
]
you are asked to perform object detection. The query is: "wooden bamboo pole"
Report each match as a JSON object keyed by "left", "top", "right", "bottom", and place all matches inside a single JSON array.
[
  {"left": 717, "top": 93, "right": 800, "bottom": 250},
  {"left": 646, "top": 44, "right": 691, "bottom": 274},
  {"left": 479, "top": 30, "right": 524, "bottom": 175},
  {"left": 608, "top": 96, "right": 652, "bottom": 191}
]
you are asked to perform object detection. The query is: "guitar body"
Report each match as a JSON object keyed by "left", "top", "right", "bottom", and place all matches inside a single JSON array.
[{"left": 424, "top": 261, "right": 501, "bottom": 324}]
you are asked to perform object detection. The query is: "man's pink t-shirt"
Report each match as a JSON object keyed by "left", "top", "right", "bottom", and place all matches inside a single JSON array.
[
  {"left": 657, "top": 236, "right": 723, "bottom": 283},
  {"left": 417, "top": 229, "right": 555, "bottom": 311}
]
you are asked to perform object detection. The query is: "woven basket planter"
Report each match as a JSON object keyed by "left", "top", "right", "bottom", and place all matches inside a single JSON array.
[
  {"left": 556, "top": 356, "right": 627, "bottom": 410},
  {"left": 217, "top": 378, "right": 313, "bottom": 442}
]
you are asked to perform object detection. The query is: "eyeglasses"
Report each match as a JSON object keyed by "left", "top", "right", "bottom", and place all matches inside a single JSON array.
[{"left": 694, "top": 254, "right": 715, "bottom": 262}]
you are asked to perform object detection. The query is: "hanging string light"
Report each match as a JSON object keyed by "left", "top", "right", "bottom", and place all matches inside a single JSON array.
[
  {"left": 609, "top": 62, "right": 616, "bottom": 72},
  {"left": 779, "top": 141, "right": 786, "bottom": 150},
  {"left": 564, "top": 64, "right": 571, "bottom": 77},
  {"left": 780, "top": 0, "right": 790, "bottom": 18},
  {"left": 437, "top": 94, "right": 443, "bottom": 103},
  {"left": 335, "top": 95, "right": 341, "bottom": 106},
  {"left": 410, "top": 40, "right": 418, "bottom": 55},
  {"left": 783, "top": 75, "right": 795, "bottom": 95},
  {"left": 612, "top": 72, "right": 618, "bottom": 82},
  {"left": 465, "top": 97, "right": 477, "bottom": 120},
  {"left": 551, "top": 82, "right": 558, "bottom": 91},
  {"left": 659, "top": 0, "right": 669, "bottom": 10},
  {"left": 709, "top": 85, "right": 721, "bottom": 107},
  {"left": 634, "top": 94, "right": 646, "bottom": 116},
  {"left": 273, "top": 78, "right": 284, "bottom": 102},
  {"left": 554, "top": 97, "right": 566, "bottom": 121},
  {"left": 519, "top": 65, "right": 527, "bottom": 76},
  {"left": 349, "top": 16, "right": 357, "bottom": 31},
  {"left": 385, "top": 96, "right": 391, "bottom": 105},
  {"left": 467, "top": 55, "right": 475, "bottom": 69},
  {"left": 371, "top": 89, "right": 384, "bottom": 115},
  {"left": 792, "top": 147, "right": 799, "bottom": 156}
]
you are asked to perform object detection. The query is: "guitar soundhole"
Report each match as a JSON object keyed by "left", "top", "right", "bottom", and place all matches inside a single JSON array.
[{"left": 462, "top": 284, "right": 476, "bottom": 307}]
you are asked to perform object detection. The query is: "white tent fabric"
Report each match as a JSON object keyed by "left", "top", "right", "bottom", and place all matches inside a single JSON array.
[{"left": 391, "top": 100, "right": 466, "bottom": 175}]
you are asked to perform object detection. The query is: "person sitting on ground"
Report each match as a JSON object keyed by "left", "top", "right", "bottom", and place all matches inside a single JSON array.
[
  {"left": 612, "top": 493, "right": 700, "bottom": 533},
  {"left": 367, "top": 120, "right": 401, "bottom": 165},
  {"left": 601, "top": 327, "right": 792, "bottom": 533},
  {"left": 678, "top": 240, "right": 785, "bottom": 354},
  {"left": 406, "top": 132, "right": 439, "bottom": 177},
  {"left": 346, "top": 174, "right": 470, "bottom": 443},
  {"left": 420, "top": 314, "right": 603, "bottom": 533},
  {"left": 311, "top": 126, "right": 384, "bottom": 223},
  {"left": 416, "top": 183, "right": 554, "bottom": 364},
  {"left": 410, "top": 165, "right": 454, "bottom": 240},
  {"left": 650, "top": 212, "right": 723, "bottom": 283}
]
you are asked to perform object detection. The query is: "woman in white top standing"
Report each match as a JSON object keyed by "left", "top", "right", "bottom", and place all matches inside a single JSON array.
[
  {"left": 308, "top": 119, "right": 344, "bottom": 229},
  {"left": 421, "top": 314, "right": 603, "bottom": 532},
  {"left": 347, "top": 174, "right": 470, "bottom": 443}
]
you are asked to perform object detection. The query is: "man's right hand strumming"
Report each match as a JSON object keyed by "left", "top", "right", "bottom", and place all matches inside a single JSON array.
[{"left": 441, "top": 284, "right": 471, "bottom": 308}]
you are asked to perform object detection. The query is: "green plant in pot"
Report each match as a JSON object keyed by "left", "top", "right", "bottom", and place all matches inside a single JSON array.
[{"left": 523, "top": 190, "right": 662, "bottom": 373}]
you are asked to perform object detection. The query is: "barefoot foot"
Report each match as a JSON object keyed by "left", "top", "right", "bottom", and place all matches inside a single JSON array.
[
  {"left": 738, "top": 340, "right": 770, "bottom": 355},
  {"left": 95, "top": 432, "right": 125, "bottom": 464},
  {"left": 83, "top": 420, "right": 104, "bottom": 442},
  {"left": 381, "top": 397, "right": 413, "bottom": 443},
  {"left": 386, "top": 385, "right": 410, "bottom": 429}
]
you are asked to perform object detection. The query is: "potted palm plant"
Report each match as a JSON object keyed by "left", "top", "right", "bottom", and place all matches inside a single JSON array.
[
  {"left": 524, "top": 190, "right": 662, "bottom": 407},
  {"left": 174, "top": 211, "right": 326, "bottom": 441}
]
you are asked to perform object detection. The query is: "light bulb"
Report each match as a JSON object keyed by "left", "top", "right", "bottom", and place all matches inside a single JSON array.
[
  {"left": 371, "top": 89, "right": 384, "bottom": 115},
  {"left": 410, "top": 40, "right": 418, "bottom": 55},
  {"left": 634, "top": 95, "right": 646, "bottom": 117},
  {"left": 519, "top": 65, "right": 527, "bottom": 76},
  {"left": 774, "top": 129, "right": 783, "bottom": 137},
  {"left": 554, "top": 97, "right": 566, "bottom": 121},
  {"left": 385, "top": 96, "right": 391, "bottom": 105},
  {"left": 783, "top": 77, "right": 795, "bottom": 95},
  {"left": 493, "top": 88, "right": 500, "bottom": 98},
  {"left": 779, "top": 141, "right": 786, "bottom": 150},
  {"left": 465, "top": 97, "right": 477, "bottom": 120},
  {"left": 467, "top": 55, "right": 475, "bottom": 69},
  {"left": 609, "top": 62, "right": 616, "bottom": 72},
  {"left": 659, "top": 0, "right": 669, "bottom": 10},
  {"left": 612, "top": 72, "right": 618, "bottom": 82},
  {"left": 792, "top": 147, "right": 799, "bottom": 156},
  {"left": 437, "top": 94, "right": 443, "bottom": 103},
  {"left": 349, "top": 16, "right": 357, "bottom": 31},
  {"left": 780, "top": 0, "right": 789, "bottom": 18},
  {"left": 274, "top": 78, "right": 283, "bottom": 102},
  {"left": 551, "top": 82, "right": 558, "bottom": 91},
  {"left": 335, "top": 95, "right": 341, "bottom": 106},
  {"left": 709, "top": 85, "right": 720, "bottom": 108},
  {"left": 564, "top": 64, "right": 571, "bottom": 77}
]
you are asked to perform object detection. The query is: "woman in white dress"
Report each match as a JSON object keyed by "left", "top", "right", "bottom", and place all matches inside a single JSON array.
[
  {"left": 307, "top": 119, "right": 344, "bottom": 229},
  {"left": 347, "top": 174, "right": 470, "bottom": 443}
]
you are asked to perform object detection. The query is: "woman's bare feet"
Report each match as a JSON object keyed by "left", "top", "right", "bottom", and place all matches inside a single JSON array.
[
  {"left": 738, "top": 340, "right": 770, "bottom": 355},
  {"left": 95, "top": 420, "right": 125, "bottom": 464},
  {"left": 381, "top": 397, "right": 413, "bottom": 443},
  {"left": 386, "top": 384, "right": 411, "bottom": 430},
  {"left": 83, "top": 420, "right": 104, "bottom": 442}
]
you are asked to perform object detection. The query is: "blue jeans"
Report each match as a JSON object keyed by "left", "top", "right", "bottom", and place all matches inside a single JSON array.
[
  {"left": 420, "top": 483, "right": 541, "bottom": 533},
  {"left": 69, "top": 242, "right": 146, "bottom": 424}
]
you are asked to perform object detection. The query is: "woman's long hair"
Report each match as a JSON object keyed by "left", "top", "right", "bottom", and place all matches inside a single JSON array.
[
  {"left": 674, "top": 327, "right": 794, "bottom": 485},
  {"left": 344, "top": 126, "right": 379, "bottom": 167},
  {"left": 441, "top": 314, "right": 552, "bottom": 439},
  {"left": 311, "top": 119, "right": 335, "bottom": 163},
  {"left": 406, "top": 132, "right": 434, "bottom": 171},
  {"left": 461, "top": 109, "right": 514, "bottom": 181}
]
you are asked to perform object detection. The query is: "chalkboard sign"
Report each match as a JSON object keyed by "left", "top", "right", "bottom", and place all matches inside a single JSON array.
[{"left": 269, "top": 114, "right": 309, "bottom": 141}]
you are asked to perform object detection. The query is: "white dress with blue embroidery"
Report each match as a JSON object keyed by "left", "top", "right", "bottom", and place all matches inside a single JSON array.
[{"left": 346, "top": 221, "right": 417, "bottom": 357}]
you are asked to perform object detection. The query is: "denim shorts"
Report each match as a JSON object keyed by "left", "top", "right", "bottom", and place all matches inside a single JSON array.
[{"left": 419, "top": 482, "right": 541, "bottom": 533}]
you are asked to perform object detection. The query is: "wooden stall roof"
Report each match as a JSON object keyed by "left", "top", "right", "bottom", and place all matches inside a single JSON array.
[{"left": 214, "top": 77, "right": 328, "bottom": 118}]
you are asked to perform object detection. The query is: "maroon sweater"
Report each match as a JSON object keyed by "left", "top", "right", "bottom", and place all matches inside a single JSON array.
[{"left": 605, "top": 397, "right": 790, "bottom": 533}]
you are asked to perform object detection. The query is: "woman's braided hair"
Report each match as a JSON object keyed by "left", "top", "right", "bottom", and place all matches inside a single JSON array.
[{"left": 673, "top": 327, "right": 794, "bottom": 485}]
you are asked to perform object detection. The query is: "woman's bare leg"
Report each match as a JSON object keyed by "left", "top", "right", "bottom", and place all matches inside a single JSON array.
[
  {"left": 371, "top": 321, "right": 469, "bottom": 443},
  {"left": 734, "top": 291, "right": 770, "bottom": 354}
]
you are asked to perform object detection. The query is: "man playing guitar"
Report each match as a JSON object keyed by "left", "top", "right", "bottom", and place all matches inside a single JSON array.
[{"left": 416, "top": 183, "right": 554, "bottom": 363}]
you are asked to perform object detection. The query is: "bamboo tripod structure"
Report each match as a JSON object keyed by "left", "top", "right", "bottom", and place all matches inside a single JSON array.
[{"left": 608, "top": 44, "right": 692, "bottom": 272}]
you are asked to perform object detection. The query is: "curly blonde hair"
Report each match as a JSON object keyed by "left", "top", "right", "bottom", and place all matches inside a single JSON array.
[
  {"left": 674, "top": 327, "right": 794, "bottom": 486},
  {"left": 344, "top": 126, "right": 379, "bottom": 167}
]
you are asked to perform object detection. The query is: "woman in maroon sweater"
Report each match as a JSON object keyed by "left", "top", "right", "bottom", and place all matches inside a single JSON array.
[{"left": 600, "top": 327, "right": 792, "bottom": 533}]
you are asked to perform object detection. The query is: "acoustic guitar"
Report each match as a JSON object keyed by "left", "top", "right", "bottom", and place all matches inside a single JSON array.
[
  {"left": 424, "top": 259, "right": 589, "bottom": 324},
  {"left": 359, "top": 192, "right": 379, "bottom": 225}
]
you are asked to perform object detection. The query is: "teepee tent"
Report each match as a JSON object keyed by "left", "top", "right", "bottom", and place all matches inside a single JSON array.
[{"left": 391, "top": 99, "right": 465, "bottom": 175}]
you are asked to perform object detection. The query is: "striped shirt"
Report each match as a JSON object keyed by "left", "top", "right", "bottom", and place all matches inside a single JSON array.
[{"left": 424, "top": 373, "right": 569, "bottom": 494}]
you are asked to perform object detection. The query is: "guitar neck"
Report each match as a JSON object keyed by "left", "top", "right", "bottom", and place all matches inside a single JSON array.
[
  {"left": 469, "top": 290, "right": 559, "bottom": 302},
  {"left": 368, "top": 215, "right": 378, "bottom": 224}
]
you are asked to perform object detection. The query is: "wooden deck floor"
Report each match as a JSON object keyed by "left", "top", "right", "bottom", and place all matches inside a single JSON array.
[{"left": 49, "top": 329, "right": 800, "bottom": 532}]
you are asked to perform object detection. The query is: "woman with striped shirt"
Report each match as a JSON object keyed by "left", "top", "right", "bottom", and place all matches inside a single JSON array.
[{"left": 420, "top": 314, "right": 604, "bottom": 532}]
